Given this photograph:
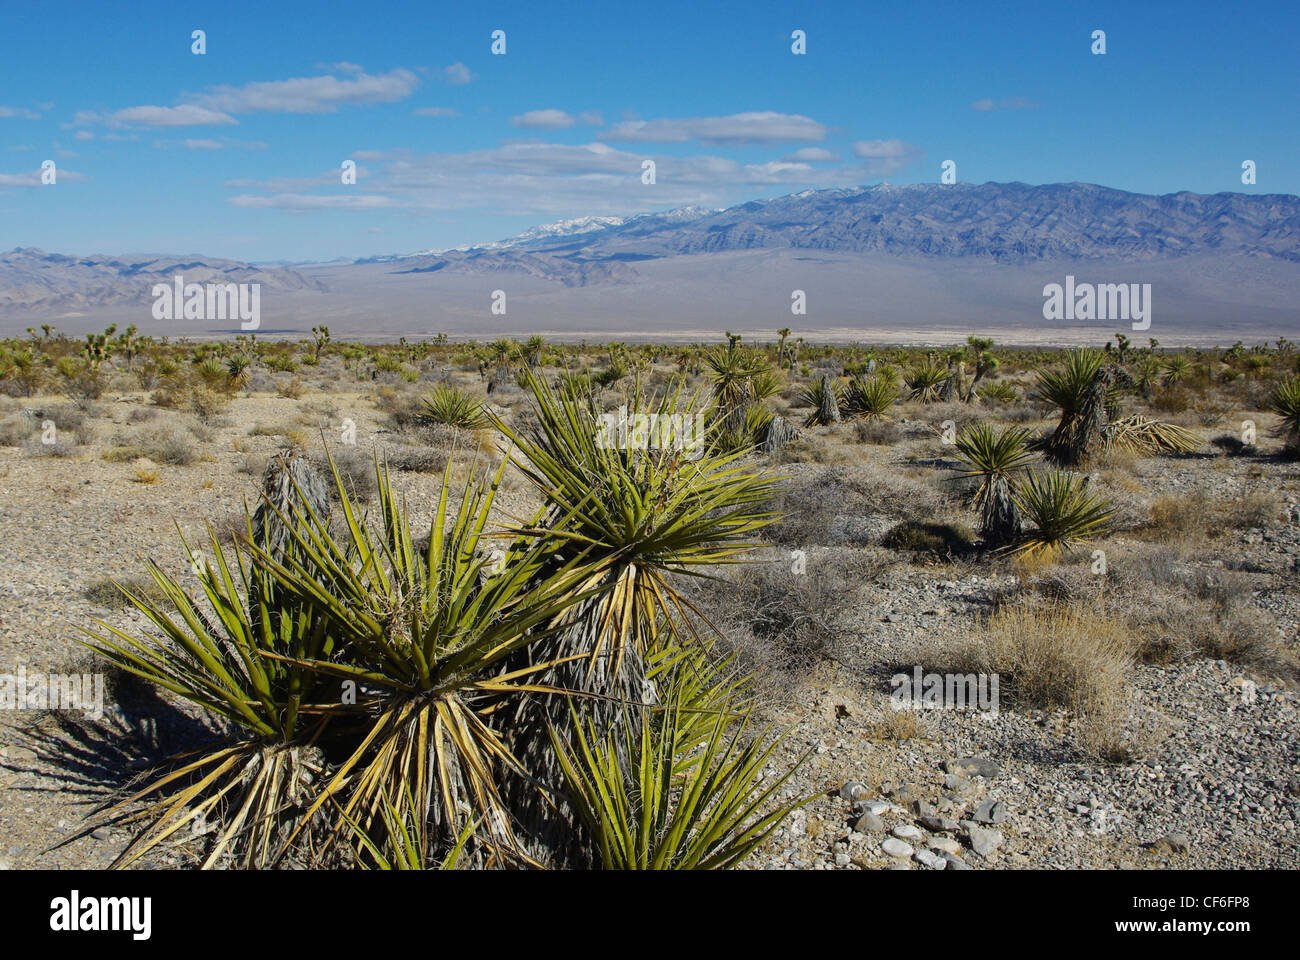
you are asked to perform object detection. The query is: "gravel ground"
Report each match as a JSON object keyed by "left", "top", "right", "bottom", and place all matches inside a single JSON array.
[{"left": 1, "top": 380, "right": 1297, "bottom": 871}]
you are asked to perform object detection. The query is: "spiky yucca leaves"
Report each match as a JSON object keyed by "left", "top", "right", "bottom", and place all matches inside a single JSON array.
[
  {"left": 256, "top": 452, "right": 595, "bottom": 866},
  {"left": 226, "top": 354, "right": 251, "bottom": 390},
  {"left": 490, "top": 371, "right": 776, "bottom": 862},
  {"left": 422, "top": 383, "right": 487, "bottom": 429},
  {"left": 548, "top": 649, "right": 808, "bottom": 869},
  {"left": 844, "top": 374, "right": 898, "bottom": 420},
  {"left": 704, "top": 346, "right": 764, "bottom": 416},
  {"left": 1036, "top": 348, "right": 1104, "bottom": 420},
  {"left": 1103, "top": 415, "right": 1202, "bottom": 455},
  {"left": 978, "top": 380, "right": 1019, "bottom": 404},
  {"left": 904, "top": 358, "right": 948, "bottom": 402},
  {"left": 81, "top": 507, "right": 341, "bottom": 868},
  {"left": 1037, "top": 350, "right": 1120, "bottom": 464},
  {"left": 1011, "top": 469, "right": 1115, "bottom": 561},
  {"left": 799, "top": 374, "right": 844, "bottom": 426},
  {"left": 953, "top": 423, "right": 1036, "bottom": 547},
  {"left": 715, "top": 403, "right": 774, "bottom": 455},
  {"left": 1270, "top": 375, "right": 1300, "bottom": 458}
]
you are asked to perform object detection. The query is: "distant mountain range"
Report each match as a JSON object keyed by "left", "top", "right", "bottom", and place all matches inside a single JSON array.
[{"left": 4, "top": 182, "right": 1298, "bottom": 344}]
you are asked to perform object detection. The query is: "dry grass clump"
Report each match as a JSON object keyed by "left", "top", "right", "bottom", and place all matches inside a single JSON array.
[
  {"left": 1143, "top": 490, "right": 1283, "bottom": 544},
  {"left": 853, "top": 418, "right": 903, "bottom": 445},
  {"left": 1020, "top": 547, "right": 1295, "bottom": 678},
  {"left": 83, "top": 575, "right": 170, "bottom": 610},
  {"left": 249, "top": 422, "right": 308, "bottom": 445},
  {"left": 945, "top": 599, "right": 1137, "bottom": 757}
]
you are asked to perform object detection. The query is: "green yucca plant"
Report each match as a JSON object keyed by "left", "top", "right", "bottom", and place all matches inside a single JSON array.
[
  {"left": 798, "top": 374, "right": 845, "bottom": 426},
  {"left": 1270, "top": 374, "right": 1300, "bottom": 458},
  {"left": 490, "top": 371, "right": 777, "bottom": 862},
  {"left": 845, "top": 375, "right": 898, "bottom": 420},
  {"left": 83, "top": 449, "right": 596, "bottom": 869},
  {"left": 904, "top": 358, "right": 949, "bottom": 402},
  {"left": 953, "top": 423, "right": 1036, "bottom": 546},
  {"left": 978, "top": 380, "right": 1019, "bottom": 404},
  {"left": 1011, "top": 469, "right": 1115, "bottom": 561},
  {"left": 1035, "top": 348, "right": 1104, "bottom": 421},
  {"left": 705, "top": 345, "right": 765, "bottom": 415},
  {"left": 422, "top": 383, "right": 487, "bottom": 429},
  {"left": 1162, "top": 355, "right": 1190, "bottom": 387},
  {"left": 256, "top": 453, "right": 597, "bottom": 867},
  {"left": 226, "top": 354, "right": 251, "bottom": 390},
  {"left": 494, "top": 371, "right": 775, "bottom": 672},
  {"left": 81, "top": 458, "right": 344, "bottom": 868},
  {"left": 875, "top": 361, "right": 901, "bottom": 387},
  {"left": 548, "top": 660, "right": 809, "bottom": 869},
  {"left": 195, "top": 356, "right": 226, "bottom": 388}
]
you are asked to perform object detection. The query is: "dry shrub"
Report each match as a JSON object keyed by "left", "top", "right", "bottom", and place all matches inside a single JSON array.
[
  {"left": 763, "top": 464, "right": 955, "bottom": 546},
  {"left": 947, "top": 599, "right": 1136, "bottom": 757},
  {"left": 854, "top": 419, "right": 902, "bottom": 445},
  {"left": 683, "top": 550, "right": 885, "bottom": 696}
]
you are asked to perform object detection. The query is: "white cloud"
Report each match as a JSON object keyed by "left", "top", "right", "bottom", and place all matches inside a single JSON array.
[
  {"left": 0, "top": 167, "right": 85, "bottom": 187},
  {"left": 81, "top": 104, "right": 238, "bottom": 128},
  {"left": 600, "top": 112, "right": 827, "bottom": 145},
  {"left": 971, "top": 97, "right": 1039, "bottom": 112},
  {"left": 184, "top": 139, "right": 224, "bottom": 150},
  {"left": 578, "top": 111, "right": 604, "bottom": 126},
  {"left": 195, "top": 68, "right": 418, "bottom": 114},
  {"left": 510, "top": 109, "right": 576, "bottom": 130},
  {"left": 413, "top": 107, "right": 460, "bottom": 118},
  {"left": 851, "top": 138, "right": 922, "bottom": 174},
  {"left": 783, "top": 147, "right": 837, "bottom": 162},
  {"left": 74, "top": 130, "right": 95, "bottom": 140},
  {"left": 228, "top": 193, "right": 398, "bottom": 210},
  {"left": 444, "top": 62, "right": 473, "bottom": 85},
  {"left": 0, "top": 106, "right": 40, "bottom": 120}
]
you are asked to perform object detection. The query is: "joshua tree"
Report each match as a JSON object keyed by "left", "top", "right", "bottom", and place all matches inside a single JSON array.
[
  {"left": 776, "top": 327, "right": 792, "bottom": 368},
  {"left": 311, "top": 325, "right": 331, "bottom": 362}
]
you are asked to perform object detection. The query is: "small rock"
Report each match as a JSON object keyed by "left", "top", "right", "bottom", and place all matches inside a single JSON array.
[
  {"left": 91, "top": 828, "right": 110, "bottom": 841},
  {"left": 928, "top": 836, "right": 962, "bottom": 855},
  {"left": 941, "top": 851, "right": 974, "bottom": 871},
  {"left": 968, "top": 824, "right": 1004, "bottom": 858},
  {"left": 892, "top": 823, "right": 923, "bottom": 841},
  {"left": 881, "top": 837, "right": 914, "bottom": 858},
  {"left": 1148, "top": 832, "right": 1192, "bottom": 855},
  {"left": 945, "top": 757, "right": 1000, "bottom": 780},
  {"left": 913, "top": 799, "right": 938, "bottom": 818},
  {"left": 834, "top": 853, "right": 851, "bottom": 867},
  {"left": 920, "top": 815, "right": 961, "bottom": 834},
  {"left": 973, "top": 799, "right": 1008, "bottom": 824},
  {"left": 914, "top": 849, "right": 946, "bottom": 870},
  {"left": 854, "top": 812, "right": 885, "bottom": 834},
  {"left": 839, "top": 781, "right": 869, "bottom": 802}
]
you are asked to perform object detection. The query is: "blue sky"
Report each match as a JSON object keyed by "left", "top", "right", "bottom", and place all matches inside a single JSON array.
[{"left": 2, "top": 0, "right": 1297, "bottom": 262}]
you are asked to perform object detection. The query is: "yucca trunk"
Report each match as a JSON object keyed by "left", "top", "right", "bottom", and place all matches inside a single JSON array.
[
  {"left": 981, "top": 475, "right": 1021, "bottom": 547},
  {"left": 818, "top": 374, "right": 841, "bottom": 424},
  {"left": 500, "top": 566, "right": 659, "bottom": 867},
  {"left": 1051, "top": 368, "right": 1112, "bottom": 465}
]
